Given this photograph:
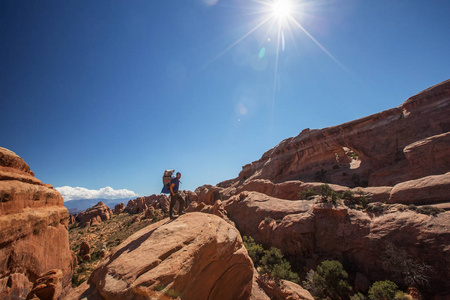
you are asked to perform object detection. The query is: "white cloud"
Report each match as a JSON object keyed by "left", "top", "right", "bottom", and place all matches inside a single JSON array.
[{"left": 56, "top": 186, "right": 138, "bottom": 202}]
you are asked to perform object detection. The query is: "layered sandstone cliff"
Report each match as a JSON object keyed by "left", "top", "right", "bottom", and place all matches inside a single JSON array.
[
  {"left": 229, "top": 79, "right": 450, "bottom": 188},
  {"left": 0, "top": 147, "right": 72, "bottom": 299}
]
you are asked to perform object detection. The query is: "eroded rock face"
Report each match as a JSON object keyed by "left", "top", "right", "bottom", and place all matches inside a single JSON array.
[
  {"left": 76, "top": 201, "right": 113, "bottom": 228},
  {"left": 113, "top": 202, "right": 125, "bottom": 214},
  {"left": 225, "top": 80, "right": 450, "bottom": 188},
  {"left": 388, "top": 172, "right": 450, "bottom": 205},
  {"left": 0, "top": 147, "right": 72, "bottom": 299},
  {"left": 125, "top": 194, "right": 170, "bottom": 214},
  {"left": 223, "top": 191, "right": 450, "bottom": 295},
  {"left": 26, "top": 269, "right": 63, "bottom": 300},
  {"left": 67, "top": 213, "right": 254, "bottom": 300},
  {"left": 195, "top": 185, "right": 223, "bottom": 205}
]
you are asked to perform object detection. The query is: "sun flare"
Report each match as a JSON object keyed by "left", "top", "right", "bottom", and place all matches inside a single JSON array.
[{"left": 271, "top": 0, "right": 293, "bottom": 20}]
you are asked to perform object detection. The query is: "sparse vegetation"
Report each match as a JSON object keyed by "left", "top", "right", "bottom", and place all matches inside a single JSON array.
[
  {"left": 303, "top": 260, "right": 352, "bottom": 299},
  {"left": 368, "top": 280, "right": 399, "bottom": 300},
  {"left": 300, "top": 187, "right": 317, "bottom": 200},
  {"left": 264, "top": 216, "right": 274, "bottom": 223},
  {"left": 319, "top": 184, "right": 339, "bottom": 205},
  {"left": 243, "top": 236, "right": 299, "bottom": 283},
  {"left": 416, "top": 205, "right": 444, "bottom": 216},
  {"left": 69, "top": 209, "right": 165, "bottom": 286},
  {"left": 366, "top": 202, "right": 385, "bottom": 214}
]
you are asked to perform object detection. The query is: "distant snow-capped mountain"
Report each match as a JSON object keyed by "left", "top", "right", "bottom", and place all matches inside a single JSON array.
[{"left": 64, "top": 198, "right": 130, "bottom": 214}]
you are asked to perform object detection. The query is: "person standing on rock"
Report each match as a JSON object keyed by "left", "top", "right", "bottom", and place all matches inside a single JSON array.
[{"left": 169, "top": 172, "right": 185, "bottom": 220}]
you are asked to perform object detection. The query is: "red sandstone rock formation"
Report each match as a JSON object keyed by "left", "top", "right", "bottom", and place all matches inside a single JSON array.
[
  {"left": 223, "top": 191, "right": 450, "bottom": 296},
  {"left": 125, "top": 194, "right": 170, "bottom": 214},
  {"left": 113, "top": 202, "right": 125, "bottom": 214},
  {"left": 222, "top": 79, "right": 450, "bottom": 189},
  {"left": 256, "top": 276, "right": 314, "bottom": 300},
  {"left": 65, "top": 213, "right": 254, "bottom": 300},
  {"left": 0, "top": 147, "right": 72, "bottom": 299},
  {"left": 26, "top": 269, "right": 63, "bottom": 300},
  {"left": 76, "top": 201, "right": 112, "bottom": 228},
  {"left": 186, "top": 200, "right": 234, "bottom": 225},
  {"left": 195, "top": 184, "right": 223, "bottom": 205}
]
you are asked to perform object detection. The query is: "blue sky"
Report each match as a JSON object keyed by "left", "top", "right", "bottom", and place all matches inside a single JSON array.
[{"left": 1, "top": 0, "right": 449, "bottom": 200}]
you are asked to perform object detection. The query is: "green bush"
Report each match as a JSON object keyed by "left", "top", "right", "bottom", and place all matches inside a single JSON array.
[
  {"left": 416, "top": 205, "right": 444, "bottom": 216},
  {"left": 243, "top": 237, "right": 299, "bottom": 284},
  {"left": 351, "top": 293, "right": 366, "bottom": 300},
  {"left": 319, "top": 184, "right": 339, "bottom": 205},
  {"left": 368, "top": 280, "right": 398, "bottom": 300},
  {"left": 340, "top": 190, "right": 354, "bottom": 200},
  {"left": 303, "top": 260, "right": 352, "bottom": 299},
  {"left": 260, "top": 247, "right": 299, "bottom": 283},
  {"left": 300, "top": 188, "right": 317, "bottom": 200},
  {"left": 264, "top": 216, "right": 274, "bottom": 223},
  {"left": 243, "top": 236, "right": 265, "bottom": 265},
  {"left": 408, "top": 204, "right": 417, "bottom": 211}
]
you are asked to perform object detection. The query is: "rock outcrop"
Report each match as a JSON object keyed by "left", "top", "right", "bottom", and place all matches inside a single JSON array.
[
  {"left": 223, "top": 79, "right": 450, "bottom": 189},
  {"left": 66, "top": 213, "right": 254, "bottom": 300},
  {"left": 113, "top": 202, "right": 124, "bottom": 214},
  {"left": 26, "top": 269, "right": 64, "bottom": 300},
  {"left": 76, "top": 201, "right": 113, "bottom": 228},
  {"left": 0, "top": 147, "right": 72, "bottom": 299},
  {"left": 223, "top": 191, "right": 450, "bottom": 295},
  {"left": 125, "top": 194, "right": 170, "bottom": 214}
]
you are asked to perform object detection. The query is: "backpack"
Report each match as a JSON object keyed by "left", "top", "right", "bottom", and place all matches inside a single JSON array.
[{"left": 163, "top": 169, "right": 175, "bottom": 190}]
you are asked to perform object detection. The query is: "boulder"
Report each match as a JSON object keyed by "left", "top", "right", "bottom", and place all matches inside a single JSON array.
[
  {"left": 26, "top": 269, "right": 63, "bottom": 300},
  {"left": 256, "top": 276, "right": 314, "bottom": 300},
  {"left": 224, "top": 191, "right": 311, "bottom": 239},
  {"left": 79, "top": 241, "right": 90, "bottom": 257},
  {"left": 77, "top": 201, "right": 112, "bottom": 228},
  {"left": 125, "top": 197, "right": 148, "bottom": 214},
  {"left": 144, "top": 206, "right": 156, "bottom": 219},
  {"left": 388, "top": 172, "right": 450, "bottom": 205},
  {"left": 66, "top": 213, "right": 254, "bottom": 300},
  {"left": 0, "top": 147, "right": 72, "bottom": 299},
  {"left": 113, "top": 203, "right": 125, "bottom": 214},
  {"left": 195, "top": 184, "right": 223, "bottom": 205},
  {"left": 404, "top": 132, "right": 450, "bottom": 180}
]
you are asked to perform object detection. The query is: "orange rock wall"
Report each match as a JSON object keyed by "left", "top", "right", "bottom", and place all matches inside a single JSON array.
[{"left": 0, "top": 147, "right": 72, "bottom": 299}]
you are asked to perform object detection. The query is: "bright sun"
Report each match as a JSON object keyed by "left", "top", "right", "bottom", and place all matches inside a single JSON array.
[{"left": 271, "top": 0, "right": 293, "bottom": 20}]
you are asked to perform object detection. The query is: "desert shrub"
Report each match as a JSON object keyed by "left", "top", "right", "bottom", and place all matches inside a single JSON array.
[
  {"left": 340, "top": 190, "right": 354, "bottom": 200},
  {"left": 303, "top": 260, "right": 352, "bottom": 299},
  {"left": 243, "top": 236, "right": 265, "bottom": 265},
  {"left": 358, "top": 195, "right": 369, "bottom": 209},
  {"left": 264, "top": 216, "right": 274, "bottom": 223},
  {"left": 319, "top": 184, "right": 339, "bottom": 205},
  {"left": 260, "top": 247, "right": 299, "bottom": 283},
  {"left": 300, "top": 188, "right": 317, "bottom": 200},
  {"left": 351, "top": 293, "right": 366, "bottom": 300},
  {"left": 416, "top": 205, "right": 444, "bottom": 216},
  {"left": 382, "top": 244, "right": 431, "bottom": 288},
  {"left": 243, "top": 237, "right": 299, "bottom": 284},
  {"left": 368, "top": 280, "right": 398, "bottom": 300},
  {"left": 408, "top": 204, "right": 417, "bottom": 211},
  {"left": 366, "top": 202, "right": 385, "bottom": 214}
]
